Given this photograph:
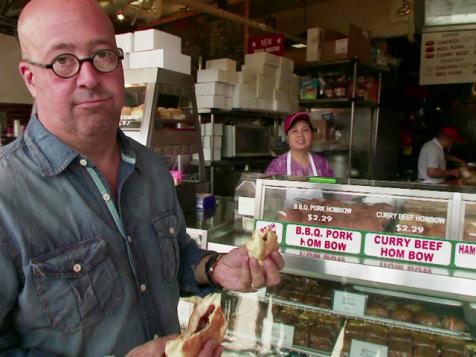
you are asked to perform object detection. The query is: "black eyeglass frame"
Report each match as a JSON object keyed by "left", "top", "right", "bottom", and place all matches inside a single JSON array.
[{"left": 23, "top": 48, "right": 124, "bottom": 79}]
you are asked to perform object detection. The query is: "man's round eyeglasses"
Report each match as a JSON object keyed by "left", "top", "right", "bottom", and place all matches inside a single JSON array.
[{"left": 23, "top": 48, "right": 124, "bottom": 79}]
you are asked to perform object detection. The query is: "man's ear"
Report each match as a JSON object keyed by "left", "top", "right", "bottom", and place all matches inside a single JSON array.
[{"left": 18, "top": 61, "right": 37, "bottom": 98}]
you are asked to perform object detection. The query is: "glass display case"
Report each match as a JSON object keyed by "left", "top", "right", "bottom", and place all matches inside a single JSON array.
[
  {"left": 121, "top": 68, "right": 206, "bottom": 186},
  {"left": 198, "top": 178, "right": 476, "bottom": 356}
]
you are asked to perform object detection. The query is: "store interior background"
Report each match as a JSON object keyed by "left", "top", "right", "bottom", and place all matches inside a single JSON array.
[{"left": 0, "top": 0, "right": 475, "bottom": 183}]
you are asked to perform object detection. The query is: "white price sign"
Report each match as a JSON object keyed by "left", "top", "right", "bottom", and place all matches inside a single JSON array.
[
  {"left": 420, "top": 30, "right": 476, "bottom": 85},
  {"left": 454, "top": 243, "right": 476, "bottom": 269},
  {"left": 364, "top": 233, "right": 452, "bottom": 266},
  {"left": 285, "top": 224, "right": 362, "bottom": 254},
  {"left": 261, "top": 319, "right": 294, "bottom": 348}
]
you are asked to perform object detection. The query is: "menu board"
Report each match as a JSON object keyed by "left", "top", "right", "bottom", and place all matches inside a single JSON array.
[{"left": 420, "top": 30, "right": 476, "bottom": 85}]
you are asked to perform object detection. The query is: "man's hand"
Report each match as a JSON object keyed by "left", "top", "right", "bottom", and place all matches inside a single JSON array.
[
  {"left": 212, "top": 246, "right": 285, "bottom": 292},
  {"left": 125, "top": 335, "right": 178, "bottom": 357},
  {"left": 125, "top": 336, "right": 224, "bottom": 357}
]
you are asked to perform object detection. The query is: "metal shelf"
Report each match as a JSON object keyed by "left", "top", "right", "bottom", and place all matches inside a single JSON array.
[{"left": 299, "top": 98, "right": 378, "bottom": 108}]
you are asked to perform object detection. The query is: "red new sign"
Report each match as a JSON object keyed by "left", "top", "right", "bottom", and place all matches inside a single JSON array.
[{"left": 247, "top": 33, "right": 285, "bottom": 56}]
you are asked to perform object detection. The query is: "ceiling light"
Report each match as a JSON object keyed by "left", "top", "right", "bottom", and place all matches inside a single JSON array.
[
  {"left": 292, "top": 43, "right": 307, "bottom": 49},
  {"left": 117, "top": 12, "right": 125, "bottom": 21}
]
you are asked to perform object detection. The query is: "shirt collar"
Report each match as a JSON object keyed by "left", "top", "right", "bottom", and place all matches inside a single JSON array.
[
  {"left": 24, "top": 115, "right": 136, "bottom": 176},
  {"left": 432, "top": 137, "right": 444, "bottom": 151}
]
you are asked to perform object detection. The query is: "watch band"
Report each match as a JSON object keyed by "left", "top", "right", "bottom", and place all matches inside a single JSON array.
[{"left": 205, "top": 252, "right": 224, "bottom": 290}]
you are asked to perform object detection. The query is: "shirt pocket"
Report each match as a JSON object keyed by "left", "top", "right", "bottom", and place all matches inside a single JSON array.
[
  {"left": 151, "top": 211, "right": 180, "bottom": 282},
  {"left": 30, "top": 237, "right": 123, "bottom": 334}
]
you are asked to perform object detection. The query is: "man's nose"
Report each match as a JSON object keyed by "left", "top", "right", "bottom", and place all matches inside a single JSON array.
[{"left": 76, "top": 60, "right": 100, "bottom": 88}]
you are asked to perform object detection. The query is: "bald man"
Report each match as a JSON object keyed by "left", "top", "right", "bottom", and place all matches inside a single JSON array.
[{"left": 0, "top": 0, "right": 284, "bottom": 356}]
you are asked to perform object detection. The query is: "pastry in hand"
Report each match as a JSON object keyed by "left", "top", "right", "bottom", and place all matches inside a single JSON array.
[
  {"left": 165, "top": 293, "right": 227, "bottom": 357},
  {"left": 246, "top": 227, "right": 279, "bottom": 262}
]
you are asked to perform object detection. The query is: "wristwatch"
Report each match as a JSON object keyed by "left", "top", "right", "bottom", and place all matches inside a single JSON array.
[{"left": 204, "top": 252, "right": 224, "bottom": 290}]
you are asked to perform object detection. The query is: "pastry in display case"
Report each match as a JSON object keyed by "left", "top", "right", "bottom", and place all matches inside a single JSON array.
[
  {"left": 120, "top": 67, "right": 207, "bottom": 198},
  {"left": 212, "top": 273, "right": 474, "bottom": 356}
]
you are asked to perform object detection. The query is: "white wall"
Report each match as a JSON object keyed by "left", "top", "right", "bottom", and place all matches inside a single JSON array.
[{"left": 0, "top": 33, "right": 33, "bottom": 104}]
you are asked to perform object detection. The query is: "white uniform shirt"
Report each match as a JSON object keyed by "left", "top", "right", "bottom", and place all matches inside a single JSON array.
[{"left": 418, "top": 138, "right": 445, "bottom": 183}]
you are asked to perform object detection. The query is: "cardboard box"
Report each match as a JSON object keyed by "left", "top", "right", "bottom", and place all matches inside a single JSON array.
[
  {"left": 321, "top": 24, "right": 372, "bottom": 65},
  {"left": 129, "top": 50, "right": 190, "bottom": 74},
  {"left": 206, "top": 58, "right": 237, "bottom": 72},
  {"left": 314, "top": 119, "right": 331, "bottom": 140},
  {"left": 134, "top": 29, "right": 182, "bottom": 53},
  {"left": 115, "top": 33, "right": 134, "bottom": 53},
  {"left": 306, "top": 27, "right": 343, "bottom": 62},
  {"left": 195, "top": 82, "right": 226, "bottom": 96},
  {"left": 245, "top": 52, "right": 279, "bottom": 67}
]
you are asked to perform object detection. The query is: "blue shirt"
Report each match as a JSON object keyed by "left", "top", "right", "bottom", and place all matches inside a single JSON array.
[{"left": 0, "top": 115, "right": 213, "bottom": 356}]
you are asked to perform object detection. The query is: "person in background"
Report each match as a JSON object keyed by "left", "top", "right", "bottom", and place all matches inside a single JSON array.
[
  {"left": 0, "top": 0, "right": 284, "bottom": 356},
  {"left": 417, "top": 126, "right": 467, "bottom": 184},
  {"left": 265, "top": 112, "right": 334, "bottom": 177}
]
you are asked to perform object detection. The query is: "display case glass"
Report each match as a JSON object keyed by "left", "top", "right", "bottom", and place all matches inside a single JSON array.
[{"left": 215, "top": 273, "right": 475, "bottom": 356}]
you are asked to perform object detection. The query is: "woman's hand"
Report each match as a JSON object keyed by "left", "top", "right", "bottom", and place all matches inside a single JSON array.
[{"left": 125, "top": 336, "right": 224, "bottom": 357}]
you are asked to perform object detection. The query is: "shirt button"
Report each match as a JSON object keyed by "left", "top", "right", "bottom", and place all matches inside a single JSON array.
[
  {"left": 127, "top": 235, "right": 132, "bottom": 243},
  {"left": 79, "top": 159, "right": 87, "bottom": 167},
  {"left": 103, "top": 193, "right": 111, "bottom": 201},
  {"left": 73, "top": 264, "right": 82, "bottom": 273},
  {"left": 154, "top": 334, "right": 159, "bottom": 340},
  {"left": 169, "top": 227, "right": 175, "bottom": 235},
  {"left": 140, "top": 284, "right": 147, "bottom": 292}
]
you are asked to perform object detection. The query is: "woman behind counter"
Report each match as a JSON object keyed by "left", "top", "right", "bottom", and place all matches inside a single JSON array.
[{"left": 265, "top": 112, "right": 334, "bottom": 177}]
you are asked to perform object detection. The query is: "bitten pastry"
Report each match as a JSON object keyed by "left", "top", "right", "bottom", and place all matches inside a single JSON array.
[
  {"left": 246, "top": 227, "right": 279, "bottom": 262},
  {"left": 165, "top": 293, "right": 227, "bottom": 357}
]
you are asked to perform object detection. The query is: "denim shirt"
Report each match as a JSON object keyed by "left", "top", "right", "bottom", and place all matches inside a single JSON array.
[{"left": 0, "top": 115, "right": 213, "bottom": 356}]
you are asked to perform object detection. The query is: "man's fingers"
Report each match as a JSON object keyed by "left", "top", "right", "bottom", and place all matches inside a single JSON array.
[
  {"left": 197, "top": 339, "right": 222, "bottom": 357},
  {"left": 249, "top": 257, "right": 265, "bottom": 290},
  {"left": 270, "top": 250, "right": 285, "bottom": 270}
]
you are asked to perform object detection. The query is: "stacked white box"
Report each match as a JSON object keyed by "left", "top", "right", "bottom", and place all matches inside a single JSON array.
[
  {"left": 197, "top": 69, "right": 229, "bottom": 83},
  {"left": 196, "top": 57, "right": 237, "bottom": 110},
  {"left": 121, "top": 29, "right": 191, "bottom": 74},
  {"left": 256, "top": 75, "right": 274, "bottom": 100},
  {"left": 133, "top": 29, "right": 182, "bottom": 53},
  {"left": 196, "top": 95, "right": 227, "bottom": 110},
  {"left": 206, "top": 58, "right": 237, "bottom": 72},
  {"left": 122, "top": 53, "right": 129, "bottom": 70},
  {"left": 242, "top": 64, "right": 277, "bottom": 77},
  {"left": 201, "top": 123, "right": 224, "bottom": 136},
  {"left": 237, "top": 70, "right": 257, "bottom": 85},
  {"left": 197, "top": 123, "right": 224, "bottom": 162},
  {"left": 278, "top": 56, "right": 294, "bottom": 72},
  {"left": 115, "top": 33, "right": 134, "bottom": 53},
  {"left": 195, "top": 82, "right": 226, "bottom": 96},
  {"left": 273, "top": 89, "right": 288, "bottom": 102},
  {"left": 202, "top": 135, "right": 222, "bottom": 149},
  {"left": 244, "top": 52, "right": 279, "bottom": 68},
  {"left": 129, "top": 49, "right": 191, "bottom": 74}
]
